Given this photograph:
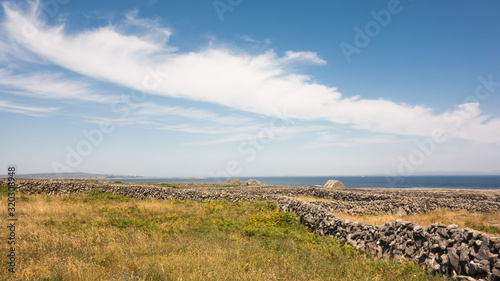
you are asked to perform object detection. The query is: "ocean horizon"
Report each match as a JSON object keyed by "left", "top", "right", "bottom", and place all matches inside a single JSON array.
[{"left": 109, "top": 175, "right": 500, "bottom": 190}]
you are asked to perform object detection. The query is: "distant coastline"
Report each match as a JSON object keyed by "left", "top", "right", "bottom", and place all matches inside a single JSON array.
[
  {"left": 110, "top": 175, "right": 500, "bottom": 190},
  {"left": 2, "top": 173, "right": 500, "bottom": 189},
  {"left": 0, "top": 172, "right": 210, "bottom": 180}
]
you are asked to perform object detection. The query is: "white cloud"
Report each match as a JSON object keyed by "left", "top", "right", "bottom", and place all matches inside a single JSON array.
[
  {"left": 122, "top": 9, "right": 174, "bottom": 47},
  {"left": 0, "top": 68, "right": 259, "bottom": 131},
  {"left": 132, "top": 102, "right": 254, "bottom": 125},
  {"left": 84, "top": 115, "right": 155, "bottom": 127},
  {"left": 183, "top": 123, "right": 329, "bottom": 145},
  {"left": 2, "top": 1, "right": 500, "bottom": 144},
  {"left": 282, "top": 50, "right": 327, "bottom": 65},
  {"left": 0, "top": 99, "right": 58, "bottom": 116},
  {"left": 239, "top": 35, "right": 271, "bottom": 46},
  {"left": 240, "top": 35, "right": 259, "bottom": 43},
  {"left": 306, "top": 131, "right": 398, "bottom": 148},
  {"left": 0, "top": 69, "right": 118, "bottom": 103}
]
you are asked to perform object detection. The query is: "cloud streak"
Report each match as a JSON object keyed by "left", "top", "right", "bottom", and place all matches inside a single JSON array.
[
  {"left": 0, "top": 69, "right": 118, "bottom": 103},
  {"left": 282, "top": 50, "right": 327, "bottom": 65},
  {"left": 306, "top": 131, "right": 400, "bottom": 148},
  {"left": 0, "top": 99, "right": 58, "bottom": 116},
  {"left": 1, "top": 1, "right": 500, "bottom": 143}
]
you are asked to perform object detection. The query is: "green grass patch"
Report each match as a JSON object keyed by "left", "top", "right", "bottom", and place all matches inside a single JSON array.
[
  {"left": 0, "top": 184, "right": 9, "bottom": 196},
  {"left": 0, "top": 190, "right": 448, "bottom": 280},
  {"left": 465, "top": 220, "right": 500, "bottom": 235},
  {"left": 110, "top": 180, "right": 126, "bottom": 184}
]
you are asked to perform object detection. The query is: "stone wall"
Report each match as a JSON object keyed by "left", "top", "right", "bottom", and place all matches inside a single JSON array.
[
  {"left": 276, "top": 196, "right": 500, "bottom": 281},
  {"left": 7, "top": 179, "right": 500, "bottom": 215},
  {"left": 3, "top": 179, "right": 500, "bottom": 280}
]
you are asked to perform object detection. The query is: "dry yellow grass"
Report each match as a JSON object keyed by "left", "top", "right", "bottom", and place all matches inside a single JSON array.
[
  {"left": 331, "top": 210, "right": 500, "bottom": 236},
  {"left": 294, "top": 196, "right": 333, "bottom": 202},
  {"left": 0, "top": 188, "right": 447, "bottom": 280},
  {"left": 293, "top": 196, "right": 500, "bottom": 237}
]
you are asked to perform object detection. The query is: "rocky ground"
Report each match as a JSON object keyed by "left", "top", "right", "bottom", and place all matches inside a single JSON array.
[{"left": 3, "top": 179, "right": 500, "bottom": 280}]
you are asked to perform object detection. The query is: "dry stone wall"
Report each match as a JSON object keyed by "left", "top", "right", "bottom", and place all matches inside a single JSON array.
[
  {"left": 2, "top": 179, "right": 500, "bottom": 280},
  {"left": 276, "top": 197, "right": 500, "bottom": 281}
]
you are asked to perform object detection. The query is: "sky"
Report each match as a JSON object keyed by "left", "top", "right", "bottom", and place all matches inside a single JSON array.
[{"left": 1, "top": 0, "right": 500, "bottom": 178}]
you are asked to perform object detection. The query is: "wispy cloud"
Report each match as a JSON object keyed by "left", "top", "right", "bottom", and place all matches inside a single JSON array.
[
  {"left": 306, "top": 131, "right": 398, "bottom": 148},
  {"left": 121, "top": 9, "right": 174, "bottom": 47},
  {"left": 0, "top": 69, "right": 118, "bottom": 103},
  {"left": 132, "top": 103, "right": 254, "bottom": 125},
  {"left": 84, "top": 115, "right": 155, "bottom": 127},
  {"left": 185, "top": 124, "right": 330, "bottom": 146},
  {"left": 1, "top": 1, "right": 500, "bottom": 144},
  {"left": 240, "top": 35, "right": 259, "bottom": 43},
  {"left": 0, "top": 99, "right": 58, "bottom": 116},
  {"left": 282, "top": 50, "right": 327, "bottom": 65},
  {"left": 239, "top": 35, "right": 272, "bottom": 46},
  {"left": 0, "top": 67, "right": 254, "bottom": 129}
]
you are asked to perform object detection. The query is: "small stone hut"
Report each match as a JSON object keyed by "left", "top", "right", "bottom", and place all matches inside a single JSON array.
[
  {"left": 245, "top": 179, "right": 261, "bottom": 186},
  {"left": 226, "top": 178, "right": 244, "bottom": 185}
]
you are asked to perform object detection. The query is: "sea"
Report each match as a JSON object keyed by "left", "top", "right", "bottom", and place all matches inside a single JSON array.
[{"left": 109, "top": 175, "right": 500, "bottom": 190}]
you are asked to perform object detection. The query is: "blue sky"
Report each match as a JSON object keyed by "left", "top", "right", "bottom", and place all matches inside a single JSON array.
[{"left": 1, "top": 0, "right": 500, "bottom": 178}]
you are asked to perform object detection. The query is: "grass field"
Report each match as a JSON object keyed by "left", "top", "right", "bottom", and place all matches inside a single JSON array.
[
  {"left": 0, "top": 186, "right": 447, "bottom": 280},
  {"left": 295, "top": 196, "right": 500, "bottom": 237}
]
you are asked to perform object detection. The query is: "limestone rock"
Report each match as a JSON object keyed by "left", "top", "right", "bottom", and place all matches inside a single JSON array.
[
  {"left": 491, "top": 268, "right": 500, "bottom": 280},
  {"left": 323, "top": 180, "right": 346, "bottom": 189},
  {"left": 466, "top": 261, "right": 487, "bottom": 275},
  {"left": 448, "top": 248, "right": 460, "bottom": 272},
  {"left": 245, "top": 179, "right": 261, "bottom": 186},
  {"left": 225, "top": 178, "right": 243, "bottom": 185}
]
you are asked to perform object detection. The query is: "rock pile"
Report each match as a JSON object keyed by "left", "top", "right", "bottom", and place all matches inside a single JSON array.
[
  {"left": 245, "top": 179, "right": 261, "bottom": 186},
  {"left": 323, "top": 180, "right": 346, "bottom": 189},
  {"left": 225, "top": 178, "right": 244, "bottom": 185},
  {"left": 306, "top": 190, "right": 500, "bottom": 215}
]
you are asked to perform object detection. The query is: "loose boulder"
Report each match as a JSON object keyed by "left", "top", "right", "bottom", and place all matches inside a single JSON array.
[
  {"left": 226, "top": 178, "right": 244, "bottom": 185},
  {"left": 323, "top": 179, "right": 346, "bottom": 189},
  {"left": 245, "top": 179, "right": 261, "bottom": 186}
]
